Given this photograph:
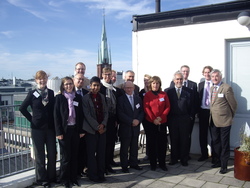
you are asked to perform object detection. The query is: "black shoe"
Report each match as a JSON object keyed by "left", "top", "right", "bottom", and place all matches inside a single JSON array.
[
  {"left": 219, "top": 168, "right": 227, "bottom": 174},
  {"left": 181, "top": 162, "right": 188, "bottom": 166},
  {"left": 211, "top": 162, "right": 221, "bottom": 168},
  {"left": 188, "top": 156, "right": 191, "bottom": 160},
  {"left": 107, "top": 166, "right": 116, "bottom": 173},
  {"left": 198, "top": 156, "right": 208, "bottom": 162},
  {"left": 130, "top": 165, "right": 143, "bottom": 170},
  {"left": 110, "top": 160, "right": 119, "bottom": 167},
  {"left": 89, "top": 178, "right": 102, "bottom": 183},
  {"left": 168, "top": 161, "right": 178, "bottom": 165},
  {"left": 122, "top": 167, "right": 129, "bottom": 173},
  {"left": 71, "top": 180, "right": 80, "bottom": 187},
  {"left": 160, "top": 166, "right": 168, "bottom": 171},
  {"left": 99, "top": 177, "right": 107, "bottom": 182},
  {"left": 59, "top": 182, "right": 70, "bottom": 188},
  {"left": 150, "top": 166, "right": 156, "bottom": 171}
]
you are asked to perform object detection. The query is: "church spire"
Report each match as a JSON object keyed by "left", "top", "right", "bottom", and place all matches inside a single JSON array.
[{"left": 97, "top": 9, "right": 112, "bottom": 78}]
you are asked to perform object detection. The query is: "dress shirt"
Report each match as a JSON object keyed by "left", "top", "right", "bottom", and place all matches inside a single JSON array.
[
  {"left": 175, "top": 86, "right": 182, "bottom": 97},
  {"left": 201, "top": 80, "right": 212, "bottom": 109}
]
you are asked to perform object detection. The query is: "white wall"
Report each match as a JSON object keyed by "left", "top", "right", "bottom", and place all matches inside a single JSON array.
[
  {"left": 132, "top": 20, "right": 250, "bottom": 89},
  {"left": 132, "top": 19, "right": 250, "bottom": 154}
]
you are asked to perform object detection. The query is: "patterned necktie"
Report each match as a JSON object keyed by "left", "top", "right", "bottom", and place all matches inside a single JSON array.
[
  {"left": 205, "top": 82, "right": 210, "bottom": 106},
  {"left": 177, "top": 88, "right": 180, "bottom": 99},
  {"left": 77, "top": 89, "right": 82, "bottom": 96},
  {"left": 211, "top": 86, "right": 217, "bottom": 103},
  {"left": 129, "top": 95, "right": 134, "bottom": 110}
]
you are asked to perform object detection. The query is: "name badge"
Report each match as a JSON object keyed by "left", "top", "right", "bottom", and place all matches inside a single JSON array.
[
  {"left": 136, "top": 103, "right": 140, "bottom": 109},
  {"left": 33, "top": 91, "right": 40, "bottom": 98},
  {"left": 218, "top": 93, "right": 224, "bottom": 98},
  {"left": 73, "top": 101, "right": 79, "bottom": 106},
  {"left": 159, "top": 98, "right": 165, "bottom": 102}
]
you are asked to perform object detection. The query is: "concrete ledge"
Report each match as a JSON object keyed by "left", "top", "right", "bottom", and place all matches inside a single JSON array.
[{"left": 0, "top": 169, "right": 35, "bottom": 188}]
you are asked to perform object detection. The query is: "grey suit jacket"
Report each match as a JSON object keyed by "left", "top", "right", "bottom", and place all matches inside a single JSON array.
[
  {"left": 82, "top": 93, "right": 109, "bottom": 134},
  {"left": 117, "top": 94, "right": 144, "bottom": 138},
  {"left": 210, "top": 83, "right": 237, "bottom": 127}
]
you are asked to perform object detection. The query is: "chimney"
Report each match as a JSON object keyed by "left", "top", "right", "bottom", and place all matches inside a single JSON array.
[{"left": 155, "top": 0, "right": 161, "bottom": 13}]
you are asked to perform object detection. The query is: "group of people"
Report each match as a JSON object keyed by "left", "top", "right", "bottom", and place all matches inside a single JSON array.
[{"left": 19, "top": 63, "right": 237, "bottom": 188}]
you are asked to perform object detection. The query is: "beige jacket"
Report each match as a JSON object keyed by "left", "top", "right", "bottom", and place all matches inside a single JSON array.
[{"left": 210, "top": 83, "right": 237, "bottom": 127}]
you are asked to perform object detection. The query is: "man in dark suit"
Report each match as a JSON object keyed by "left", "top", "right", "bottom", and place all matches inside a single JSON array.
[
  {"left": 197, "top": 66, "right": 213, "bottom": 162},
  {"left": 117, "top": 81, "right": 144, "bottom": 173},
  {"left": 117, "top": 70, "right": 140, "bottom": 95},
  {"left": 210, "top": 69, "right": 237, "bottom": 174},
  {"left": 170, "top": 65, "right": 198, "bottom": 157},
  {"left": 165, "top": 71, "right": 195, "bottom": 166},
  {"left": 74, "top": 73, "right": 89, "bottom": 177}
]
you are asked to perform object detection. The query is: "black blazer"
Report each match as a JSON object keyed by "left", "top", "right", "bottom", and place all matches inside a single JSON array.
[
  {"left": 170, "top": 80, "right": 198, "bottom": 114},
  {"left": 198, "top": 81, "right": 205, "bottom": 109},
  {"left": 81, "top": 88, "right": 89, "bottom": 96},
  {"left": 19, "top": 88, "right": 55, "bottom": 130},
  {"left": 117, "top": 94, "right": 144, "bottom": 138},
  {"left": 54, "top": 93, "right": 83, "bottom": 136},
  {"left": 165, "top": 87, "right": 195, "bottom": 118}
]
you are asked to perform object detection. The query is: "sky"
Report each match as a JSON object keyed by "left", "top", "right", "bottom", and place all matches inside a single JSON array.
[{"left": 0, "top": 0, "right": 231, "bottom": 80}]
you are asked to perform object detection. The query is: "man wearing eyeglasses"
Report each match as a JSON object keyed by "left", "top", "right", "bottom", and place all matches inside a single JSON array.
[{"left": 75, "top": 62, "right": 90, "bottom": 90}]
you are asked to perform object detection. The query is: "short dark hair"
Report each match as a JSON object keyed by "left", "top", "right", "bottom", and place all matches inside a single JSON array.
[{"left": 90, "top": 76, "right": 101, "bottom": 84}]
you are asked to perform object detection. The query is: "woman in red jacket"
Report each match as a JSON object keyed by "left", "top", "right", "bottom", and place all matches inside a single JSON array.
[{"left": 143, "top": 76, "right": 170, "bottom": 171}]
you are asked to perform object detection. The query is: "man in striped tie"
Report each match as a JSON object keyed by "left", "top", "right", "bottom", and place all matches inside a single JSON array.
[{"left": 209, "top": 69, "right": 237, "bottom": 174}]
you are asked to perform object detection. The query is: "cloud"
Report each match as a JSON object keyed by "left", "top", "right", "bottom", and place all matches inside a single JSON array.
[
  {"left": 69, "top": 0, "right": 154, "bottom": 19},
  {"left": 0, "top": 31, "right": 14, "bottom": 38},
  {"left": 0, "top": 48, "right": 98, "bottom": 79}
]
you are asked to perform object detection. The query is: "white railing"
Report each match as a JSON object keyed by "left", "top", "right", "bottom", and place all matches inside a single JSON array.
[{"left": 0, "top": 105, "right": 35, "bottom": 178}]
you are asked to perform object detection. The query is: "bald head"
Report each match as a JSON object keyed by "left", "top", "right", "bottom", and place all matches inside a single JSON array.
[{"left": 124, "top": 81, "right": 134, "bottom": 95}]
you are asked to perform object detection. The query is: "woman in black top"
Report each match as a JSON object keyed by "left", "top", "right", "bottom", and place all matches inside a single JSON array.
[
  {"left": 19, "top": 70, "right": 56, "bottom": 187},
  {"left": 54, "top": 76, "right": 84, "bottom": 188}
]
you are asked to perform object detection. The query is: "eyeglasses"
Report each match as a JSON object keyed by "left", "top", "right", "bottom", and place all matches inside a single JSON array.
[
  {"left": 64, "top": 83, "right": 73, "bottom": 86},
  {"left": 76, "top": 68, "right": 85, "bottom": 71}
]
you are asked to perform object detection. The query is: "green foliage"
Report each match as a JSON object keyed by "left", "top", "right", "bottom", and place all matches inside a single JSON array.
[{"left": 239, "top": 133, "right": 250, "bottom": 152}]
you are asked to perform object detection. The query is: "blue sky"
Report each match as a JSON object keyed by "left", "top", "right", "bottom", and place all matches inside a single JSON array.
[{"left": 0, "top": 0, "right": 230, "bottom": 80}]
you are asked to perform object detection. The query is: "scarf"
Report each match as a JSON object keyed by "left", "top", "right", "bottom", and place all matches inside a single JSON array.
[
  {"left": 101, "top": 80, "right": 116, "bottom": 115},
  {"left": 63, "top": 91, "right": 76, "bottom": 124},
  {"left": 36, "top": 86, "right": 49, "bottom": 106}
]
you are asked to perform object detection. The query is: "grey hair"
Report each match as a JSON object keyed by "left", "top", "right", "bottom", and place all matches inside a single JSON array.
[
  {"left": 210, "top": 69, "right": 222, "bottom": 77},
  {"left": 172, "top": 71, "right": 183, "bottom": 81}
]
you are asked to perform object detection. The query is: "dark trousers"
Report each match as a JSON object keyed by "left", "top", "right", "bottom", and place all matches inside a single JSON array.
[
  {"left": 142, "top": 119, "right": 149, "bottom": 156},
  {"left": 86, "top": 132, "right": 106, "bottom": 181},
  {"left": 77, "top": 136, "right": 87, "bottom": 175},
  {"left": 105, "top": 116, "right": 117, "bottom": 168},
  {"left": 58, "top": 126, "right": 79, "bottom": 182},
  {"left": 144, "top": 120, "right": 167, "bottom": 168},
  {"left": 188, "top": 117, "right": 195, "bottom": 154},
  {"left": 168, "top": 115, "right": 191, "bottom": 163},
  {"left": 199, "top": 109, "right": 211, "bottom": 157},
  {"left": 210, "top": 118, "right": 231, "bottom": 168},
  {"left": 120, "top": 135, "right": 139, "bottom": 168},
  {"left": 31, "top": 128, "right": 56, "bottom": 183}
]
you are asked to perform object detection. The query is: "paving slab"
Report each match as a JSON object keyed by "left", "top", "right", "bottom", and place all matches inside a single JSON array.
[
  {"left": 202, "top": 182, "right": 229, "bottom": 188},
  {"left": 220, "top": 176, "right": 245, "bottom": 187},
  {"left": 179, "top": 177, "right": 206, "bottom": 187},
  {"left": 159, "top": 174, "right": 185, "bottom": 184},
  {"left": 198, "top": 173, "right": 223, "bottom": 183}
]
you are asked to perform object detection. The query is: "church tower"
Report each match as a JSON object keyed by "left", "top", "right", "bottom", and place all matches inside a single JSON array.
[{"left": 97, "top": 11, "right": 112, "bottom": 78}]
